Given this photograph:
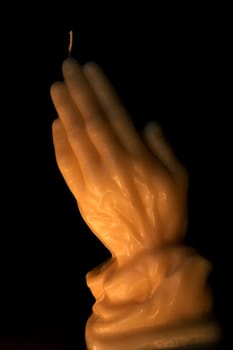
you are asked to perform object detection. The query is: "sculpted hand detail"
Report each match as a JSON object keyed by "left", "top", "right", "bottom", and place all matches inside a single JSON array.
[{"left": 51, "top": 58, "right": 188, "bottom": 263}]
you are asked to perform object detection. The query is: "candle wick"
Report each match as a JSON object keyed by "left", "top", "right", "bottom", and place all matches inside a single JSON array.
[{"left": 68, "top": 30, "right": 73, "bottom": 56}]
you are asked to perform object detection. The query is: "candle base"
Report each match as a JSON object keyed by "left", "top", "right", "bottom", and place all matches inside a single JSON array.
[{"left": 86, "top": 315, "right": 221, "bottom": 350}]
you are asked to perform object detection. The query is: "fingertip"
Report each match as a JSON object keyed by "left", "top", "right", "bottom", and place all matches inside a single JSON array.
[
  {"left": 144, "top": 121, "right": 162, "bottom": 137},
  {"left": 52, "top": 118, "right": 61, "bottom": 132},
  {"left": 83, "top": 61, "right": 101, "bottom": 74},
  {"left": 62, "top": 57, "right": 81, "bottom": 76},
  {"left": 50, "top": 81, "right": 65, "bottom": 97}
]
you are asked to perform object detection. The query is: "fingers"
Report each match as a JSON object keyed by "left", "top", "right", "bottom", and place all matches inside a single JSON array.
[
  {"left": 50, "top": 81, "right": 84, "bottom": 129},
  {"left": 143, "top": 122, "right": 188, "bottom": 181},
  {"left": 52, "top": 119, "right": 84, "bottom": 199},
  {"left": 50, "top": 81, "right": 100, "bottom": 176},
  {"left": 62, "top": 58, "right": 122, "bottom": 158},
  {"left": 83, "top": 62, "right": 145, "bottom": 154}
]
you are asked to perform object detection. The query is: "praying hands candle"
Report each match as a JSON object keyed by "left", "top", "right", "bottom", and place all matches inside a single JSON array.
[{"left": 50, "top": 57, "right": 221, "bottom": 349}]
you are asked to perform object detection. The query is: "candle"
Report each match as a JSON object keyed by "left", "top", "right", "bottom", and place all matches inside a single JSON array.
[{"left": 50, "top": 57, "right": 221, "bottom": 349}]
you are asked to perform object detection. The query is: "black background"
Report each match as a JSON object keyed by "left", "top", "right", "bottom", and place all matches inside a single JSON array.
[{"left": 0, "top": 4, "right": 231, "bottom": 349}]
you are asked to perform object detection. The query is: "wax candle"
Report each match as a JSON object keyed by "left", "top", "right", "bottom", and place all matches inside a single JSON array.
[{"left": 50, "top": 57, "right": 221, "bottom": 349}]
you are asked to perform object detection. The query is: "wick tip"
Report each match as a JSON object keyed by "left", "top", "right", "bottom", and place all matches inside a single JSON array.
[{"left": 68, "top": 30, "right": 73, "bottom": 56}]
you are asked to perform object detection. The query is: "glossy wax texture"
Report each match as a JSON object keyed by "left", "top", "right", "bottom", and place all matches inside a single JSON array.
[{"left": 50, "top": 58, "right": 221, "bottom": 350}]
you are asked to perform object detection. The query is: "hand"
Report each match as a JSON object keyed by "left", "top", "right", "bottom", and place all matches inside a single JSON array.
[{"left": 50, "top": 58, "right": 188, "bottom": 264}]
